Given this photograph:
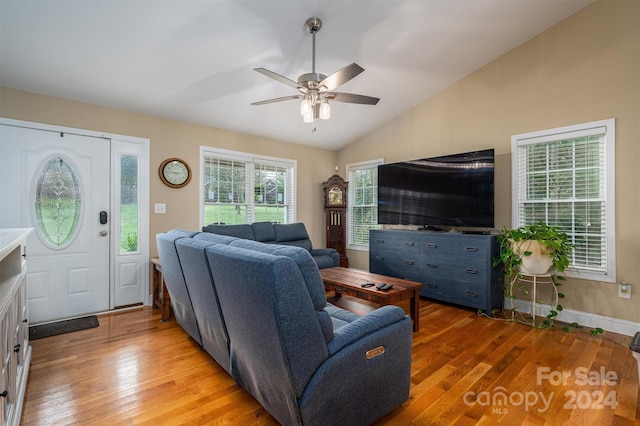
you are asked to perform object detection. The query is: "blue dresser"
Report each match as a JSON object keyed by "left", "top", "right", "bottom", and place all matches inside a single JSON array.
[{"left": 370, "top": 229, "right": 503, "bottom": 313}]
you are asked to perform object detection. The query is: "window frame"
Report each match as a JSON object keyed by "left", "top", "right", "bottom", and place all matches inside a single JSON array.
[
  {"left": 346, "top": 158, "right": 383, "bottom": 251},
  {"left": 199, "top": 146, "right": 296, "bottom": 228},
  {"left": 511, "top": 118, "right": 616, "bottom": 282}
]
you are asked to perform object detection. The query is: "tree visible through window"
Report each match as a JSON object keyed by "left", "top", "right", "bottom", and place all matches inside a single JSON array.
[
  {"left": 201, "top": 148, "right": 295, "bottom": 226},
  {"left": 512, "top": 119, "right": 615, "bottom": 282}
]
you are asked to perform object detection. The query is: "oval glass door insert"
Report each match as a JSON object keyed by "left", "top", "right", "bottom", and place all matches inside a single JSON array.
[{"left": 34, "top": 156, "right": 82, "bottom": 248}]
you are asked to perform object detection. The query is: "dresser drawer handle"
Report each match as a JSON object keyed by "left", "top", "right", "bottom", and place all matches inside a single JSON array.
[
  {"left": 465, "top": 268, "right": 478, "bottom": 274},
  {"left": 375, "top": 256, "right": 384, "bottom": 261},
  {"left": 425, "top": 243, "right": 437, "bottom": 248},
  {"left": 404, "top": 242, "right": 414, "bottom": 246},
  {"left": 465, "top": 247, "right": 478, "bottom": 252},
  {"left": 426, "top": 264, "right": 437, "bottom": 268},
  {"left": 376, "top": 239, "right": 384, "bottom": 243},
  {"left": 426, "top": 283, "right": 437, "bottom": 288},
  {"left": 465, "top": 291, "right": 478, "bottom": 297},
  {"left": 404, "top": 260, "right": 414, "bottom": 265}
]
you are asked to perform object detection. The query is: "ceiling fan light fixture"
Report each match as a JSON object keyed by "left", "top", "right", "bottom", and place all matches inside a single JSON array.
[
  {"left": 301, "top": 98, "right": 312, "bottom": 116},
  {"left": 303, "top": 109, "right": 314, "bottom": 123},
  {"left": 319, "top": 101, "right": 330, "bottom": 120}
]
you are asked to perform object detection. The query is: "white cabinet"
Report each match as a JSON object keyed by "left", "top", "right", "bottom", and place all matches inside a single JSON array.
[{"left": 0, "top": 229, "right": 32, "bottom": 426}]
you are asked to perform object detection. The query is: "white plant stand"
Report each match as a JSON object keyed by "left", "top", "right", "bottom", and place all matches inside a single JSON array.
[{"left": 509, "top": 273, "right": 558, "bottom": 322}]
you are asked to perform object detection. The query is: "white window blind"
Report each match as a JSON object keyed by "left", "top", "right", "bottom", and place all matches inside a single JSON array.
[
  {"left": 511, "top": 119, "right": 615, "bottom": 282},
  {"left": 201, "top": 147, "right": 295, "bottom": 227},
  {"left": 347, "top": 159, "right": 383, "bottom": 250}
]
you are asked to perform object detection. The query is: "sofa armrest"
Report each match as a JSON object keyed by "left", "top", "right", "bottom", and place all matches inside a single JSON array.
[
  {"left": 298, "top": 308, "right": 412, "bottom": 425},
  {"left": 310, "top": 248, "right": 336, "bottom": 257},
  {"left": 310, "top": 248, "right": 339, "bottom": 268},
  {"left": 326, "top": 305, "right": 408, "bottom": 355}
]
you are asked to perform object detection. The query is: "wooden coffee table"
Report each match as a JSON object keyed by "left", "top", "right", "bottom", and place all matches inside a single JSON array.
[{"left": 319, "top": 267, "right": 422, "bottom": 332}]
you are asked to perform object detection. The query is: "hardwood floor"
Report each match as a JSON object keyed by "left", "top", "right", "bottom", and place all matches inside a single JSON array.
[{"left": 22, "top": 299, "right": 640, "bottom": 425}]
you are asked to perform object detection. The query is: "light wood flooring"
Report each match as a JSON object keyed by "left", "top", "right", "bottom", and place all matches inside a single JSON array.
[{"left": 22, "top": 298, "right": 640, "bottom": 425}]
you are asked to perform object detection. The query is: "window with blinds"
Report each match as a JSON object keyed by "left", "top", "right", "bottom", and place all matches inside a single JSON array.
[
  {"left": 347, "top": 159, "right": 382, "bottom": 250},
  {"left": 201, "top": 147, "right": 295, "bottom": 227},
  {"left": 511, "top": 119, "right": 615, "bottom": 282}
]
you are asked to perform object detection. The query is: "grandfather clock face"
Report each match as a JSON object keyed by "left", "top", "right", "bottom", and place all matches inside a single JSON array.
[{"left": 328, "top": 186, "right": 344, "bottom": 206}]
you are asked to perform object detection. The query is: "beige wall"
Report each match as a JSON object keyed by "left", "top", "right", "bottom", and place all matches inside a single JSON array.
[
  {"left": 1, "top": 0, "right": 638, "bottom": 323},
  {"left": 0, "top": 87, "right": 338, "bottom": 256},
  {"left": 338, "top": 0, "right": 640, "bottom": 322}
]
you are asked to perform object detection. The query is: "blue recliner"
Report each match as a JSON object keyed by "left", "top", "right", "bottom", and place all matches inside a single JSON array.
[{"left": 205, "top": 243, "right": 413, "bottom": 426}]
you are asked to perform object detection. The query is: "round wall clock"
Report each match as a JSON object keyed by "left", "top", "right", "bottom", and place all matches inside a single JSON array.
[{"left": 159, "top": 158, "right": 192, "bottom": 188}]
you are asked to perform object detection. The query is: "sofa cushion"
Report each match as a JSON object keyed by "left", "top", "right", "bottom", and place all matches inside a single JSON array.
[
  {"left": 229, "top": 240, "right": 326, "bottom": 308},
  {"left": 228, "top": 239, "right": 334, "bottom": 342},
  {"left": 251, "top": 221, "right": 276, "bottom": 242},
  {"left": 193, "top": 232, "right": 238, "bottom": 245},
  {"left": 168, "top": 228, "right": 200, "bottom": 237},
  {"left": 274, "top": 223, "right": 312, "bottom": 251},
  {"left": 202, "top": 224, "right": 255, "bottom": 240}
]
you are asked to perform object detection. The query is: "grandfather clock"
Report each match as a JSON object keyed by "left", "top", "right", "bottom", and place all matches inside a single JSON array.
[{"left": 322, "top": 175, "right": 349, "bottom": 268}]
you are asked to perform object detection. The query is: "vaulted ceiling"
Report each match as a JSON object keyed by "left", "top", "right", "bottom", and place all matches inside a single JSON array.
[{"left": 0, "top": 0, "right": 595, "bottom": 150}]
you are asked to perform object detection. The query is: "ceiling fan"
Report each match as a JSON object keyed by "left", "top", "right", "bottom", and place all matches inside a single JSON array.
[{"left": 251, "top": 17, "right": 380, "bottom": 123}]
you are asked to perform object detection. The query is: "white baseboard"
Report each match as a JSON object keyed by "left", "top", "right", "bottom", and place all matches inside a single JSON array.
[{"left": 508, "top": 298, "right": 640, "bottom": 337}]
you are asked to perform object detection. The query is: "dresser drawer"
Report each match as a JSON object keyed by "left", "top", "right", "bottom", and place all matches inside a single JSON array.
[
  {"left": 421, "top": 261, "right": 488, "bottom": 283},
  {"left": 420, "top": 234, "right": 490, "bottom": 263},
  {"left": 370, "top": 259, "right": 421, "bottom": 282},
  {"left": 371, "top": 231, "right": 420, "bottom": 254},
  {"left": 420, "top": 278, "right": 488, "bottom": 309}
]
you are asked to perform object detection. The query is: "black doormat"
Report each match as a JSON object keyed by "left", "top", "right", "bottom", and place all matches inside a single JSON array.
[{"left": 29, "top": 315, "right": 99, "bottom": 340}]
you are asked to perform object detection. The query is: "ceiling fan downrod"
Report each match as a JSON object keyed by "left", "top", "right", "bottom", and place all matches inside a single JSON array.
[{"left": 305, "top": 17, "right": 322, "bottom": 75}]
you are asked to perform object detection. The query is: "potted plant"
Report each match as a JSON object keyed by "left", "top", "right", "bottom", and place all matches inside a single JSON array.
[
  {"left": 492, "top": 222, "right": 607, "bottom": 337},
  {"left": 492, "top": 222, "right": 576, "bottom": 329},
  {"left": 493, "top": 221, "right": 574, "bottom": 281}
]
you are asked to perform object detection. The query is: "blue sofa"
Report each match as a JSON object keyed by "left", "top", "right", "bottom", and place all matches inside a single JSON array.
[
  {"left": 156, "top": 230, "right": 412, "bottom": 425},
  {"left": 202, "top": 221, "right": 339, "bottom": 269}
]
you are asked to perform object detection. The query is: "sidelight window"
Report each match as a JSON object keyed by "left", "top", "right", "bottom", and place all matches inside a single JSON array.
[{"left": 119, "top": 154, "right": 140, "bottom": 253}]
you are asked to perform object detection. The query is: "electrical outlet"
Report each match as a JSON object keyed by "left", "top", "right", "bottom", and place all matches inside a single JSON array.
[
  {"left": 618, "top": 282, "right": 631, "bottom": 299},
  {"left": 154, "top": 203, "right": 166, "bottom": 214}
]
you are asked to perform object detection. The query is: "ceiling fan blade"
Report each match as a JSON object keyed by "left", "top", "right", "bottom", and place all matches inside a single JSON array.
[
  {"left": 318, "top": 63, "right": 364, "bottom": 92},
  {"left": 328, "top": 92, "right": 380, "bottom": 105},
  {"left": 254, "top": 68, "right": 307, "bottom": 93},
  {"left": 251, "top": 95, "right": 302, "bottom": 106}
]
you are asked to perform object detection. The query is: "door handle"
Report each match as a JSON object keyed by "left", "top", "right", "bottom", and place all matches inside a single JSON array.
[{"left": 99, "top": 230, "right": 108, "bottom": 237}]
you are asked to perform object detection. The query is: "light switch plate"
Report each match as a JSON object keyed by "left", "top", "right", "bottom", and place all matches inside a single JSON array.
[{"left": 154, "top": 203, "right": 166, "bottom": 214}]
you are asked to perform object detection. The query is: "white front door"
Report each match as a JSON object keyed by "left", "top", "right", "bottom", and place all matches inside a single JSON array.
[{"left": 0, "top": 124, "right": 111, "bottom": 323}]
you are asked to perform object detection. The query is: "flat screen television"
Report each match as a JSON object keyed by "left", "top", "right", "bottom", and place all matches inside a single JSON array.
[{"left": 377, "top": 148, "right": 494, "bottom": 229}]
